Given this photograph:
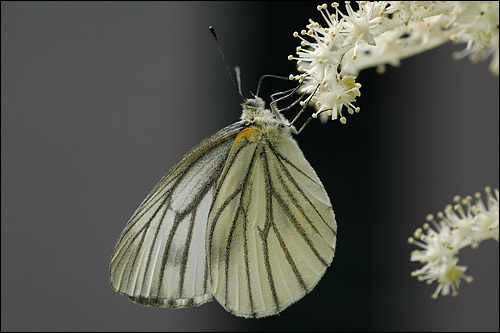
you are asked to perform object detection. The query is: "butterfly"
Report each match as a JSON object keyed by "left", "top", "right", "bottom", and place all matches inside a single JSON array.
[{"left": 109, "top": 94, "right": 337, "bottom": 318}]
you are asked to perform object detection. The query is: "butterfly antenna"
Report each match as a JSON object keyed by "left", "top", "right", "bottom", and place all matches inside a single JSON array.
[{"left": 209, "top": 26, "right": 244, "bottom": 100}]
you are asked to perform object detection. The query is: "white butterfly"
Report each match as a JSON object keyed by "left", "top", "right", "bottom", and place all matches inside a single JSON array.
[{"left": 109, "top": 95, "right": 337, "bottom": 318}]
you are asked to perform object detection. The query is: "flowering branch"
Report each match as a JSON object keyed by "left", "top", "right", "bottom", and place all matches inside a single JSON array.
[
  {"left": 408, "top": 187, "right": 499, "bottom": 298},
  {"left": 288, "top": 1, "right": 499, "bottom": 123},
  {"left": 288, "top": 1, "right": 499, "bottom": 299}
]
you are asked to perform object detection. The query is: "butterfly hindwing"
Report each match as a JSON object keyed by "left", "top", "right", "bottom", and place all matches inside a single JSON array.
[{"left": 207, "top": 125, "right": 337, "bottom": 318}]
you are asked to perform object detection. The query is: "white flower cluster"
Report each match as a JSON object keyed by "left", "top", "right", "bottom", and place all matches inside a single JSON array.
[
  {"left": 288, "top": 1, "right": 499, "bottom": 123},
  {"left": 408, "top": 187, "right": 499, "bottom": 298}
]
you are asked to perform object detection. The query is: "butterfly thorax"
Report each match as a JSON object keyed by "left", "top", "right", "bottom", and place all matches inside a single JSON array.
[{"left": 240, "top": 97, "right": 291, "bottom": 138}]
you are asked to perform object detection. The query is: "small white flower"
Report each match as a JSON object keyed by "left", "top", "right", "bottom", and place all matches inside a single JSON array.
[
  {"left": 430, "top": 262, "right": 471, "bottom": 299},
  {"left": 470, "top": 187, "right": 500, "bottom": 242},
  {"left": 310, "top": 74, "right": 361, "bottom": 122},
  {"left": 339, "top": 1, "right": 386, "bottom": 50}
]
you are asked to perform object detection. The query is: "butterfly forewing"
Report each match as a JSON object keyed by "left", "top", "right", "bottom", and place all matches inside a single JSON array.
[
  {"left": 110, "top": 121, "right": 244, "bottom": 308},
  {"left": 207, "top": 125, "right": 337, "bottom": 318}
]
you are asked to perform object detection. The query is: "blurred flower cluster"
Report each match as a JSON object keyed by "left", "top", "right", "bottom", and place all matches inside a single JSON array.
[
  {"left": 288, "top": 1, "right": 499, "bottom": 123},
  {"left": 408, "top": 187, "right": 499, "bottom": 298}
]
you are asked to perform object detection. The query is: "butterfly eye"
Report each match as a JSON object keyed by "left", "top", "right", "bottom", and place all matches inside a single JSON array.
[
  {"left": 246, "top": 100, "right": 258, "bottom": 108},
  {"left": 244, "top": 98, "right": 264, "bottom": 109}
]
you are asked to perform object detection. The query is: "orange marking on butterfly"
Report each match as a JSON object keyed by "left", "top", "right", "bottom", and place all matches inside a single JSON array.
[{"left": 234, "top": 127, "right": 261, "bottom": 144}]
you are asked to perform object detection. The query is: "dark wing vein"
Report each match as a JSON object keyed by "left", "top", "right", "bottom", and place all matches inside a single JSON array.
[
  {"left": 264, "top": 141, "right": 329, "bottom": 267},
  {"left": 260, "top": 145, "right": 281, "bottom": 311},
  {"left": 268, "top": 142, "right": 337, "bottom": 236}
]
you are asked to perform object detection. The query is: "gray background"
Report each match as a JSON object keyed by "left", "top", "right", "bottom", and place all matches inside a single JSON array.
[{"left": 2, "top": 2, "right": 498, "bottom": 332}]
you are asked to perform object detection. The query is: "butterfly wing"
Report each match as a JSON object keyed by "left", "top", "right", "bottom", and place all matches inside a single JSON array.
[
  {"left": 207, "top": 127, "right": 337, "bottom": 318},
  {"left": 110, "top": 121, "right": 244, "bottom": 308}
]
